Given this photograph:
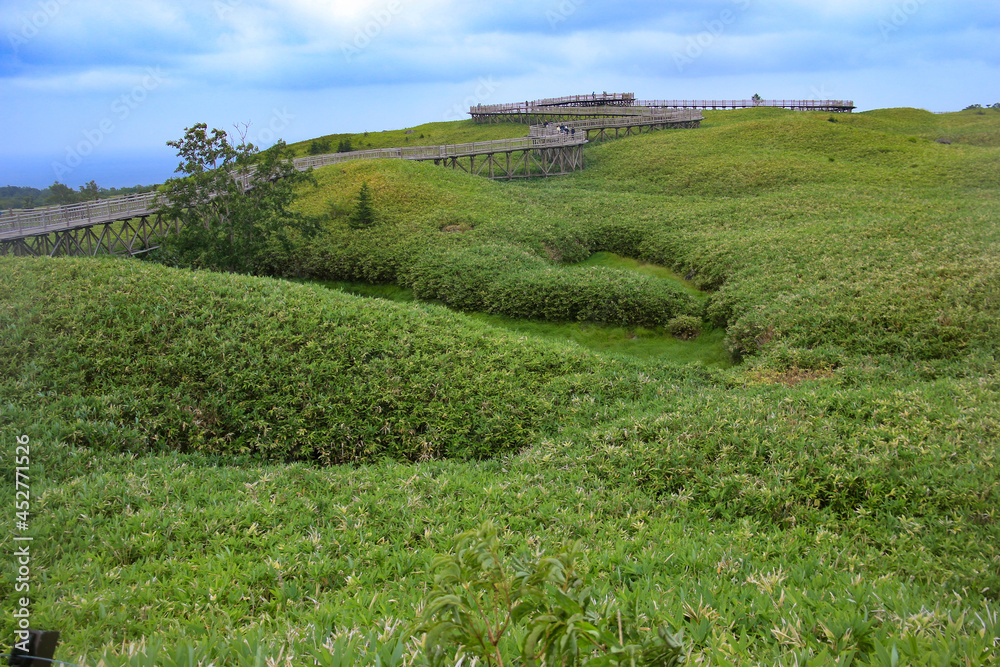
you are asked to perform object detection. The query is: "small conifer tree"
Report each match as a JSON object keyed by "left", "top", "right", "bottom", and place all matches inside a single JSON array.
[{"left": 349, "top": 182, "right": 376, "bottom": 229}]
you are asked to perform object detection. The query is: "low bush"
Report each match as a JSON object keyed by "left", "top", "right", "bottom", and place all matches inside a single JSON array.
[
  {"left": 402, "top": 242, "right": 548, "bottom": 311},
  {"left": 0, "top": 257, "right": 614, "bottom": 463},
  {"left": 489, "top": 266, "right": 701, "bottom": 326},
  {"left": 667, "top": 315, "right": 702, "bottom": 340}
]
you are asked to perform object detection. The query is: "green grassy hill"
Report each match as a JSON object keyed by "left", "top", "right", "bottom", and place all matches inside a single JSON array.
[
  {"left": 285, "top": 119, "right": 528, "bottom": 157},
  {"left": 2, "top": 107, "right": 999, "bottom": 665}
]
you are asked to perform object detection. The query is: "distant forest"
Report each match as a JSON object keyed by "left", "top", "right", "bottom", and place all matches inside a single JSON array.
[{"left": 0, "top": 180, "right": 158, "bottom": 210}]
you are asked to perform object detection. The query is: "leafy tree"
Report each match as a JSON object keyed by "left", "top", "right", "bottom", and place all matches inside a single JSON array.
[
  {"left": 78, "top": 180, "right": 100, "bottom": 201},
  {"left": 156, "top": 122, "right": 317, "bottom": 274},
  {"left": 48, "top": 181, "right": 77, "bottom": 205},
  {"left": 337, "top": 138, "right": 354, "bottom": 153},
  {"left": 349, "top": 181, "right": 376, "bottom": 229}
]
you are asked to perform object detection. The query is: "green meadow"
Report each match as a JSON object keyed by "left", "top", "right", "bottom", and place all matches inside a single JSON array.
[{"left": 2, "top": 107, "right": 999, "bottom": 665}]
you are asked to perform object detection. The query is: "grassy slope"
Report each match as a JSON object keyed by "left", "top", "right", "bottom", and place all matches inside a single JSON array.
[
  {"left": 285, "top": 120, "right": 528, "bottom": 157},
  {"left": 3, "top": 108, "right": 1000, "bottom": 665}
]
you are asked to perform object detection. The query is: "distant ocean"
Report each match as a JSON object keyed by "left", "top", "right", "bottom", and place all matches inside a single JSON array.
[{"left": 0, "top": 149, "right": 179, "bottom": 190}]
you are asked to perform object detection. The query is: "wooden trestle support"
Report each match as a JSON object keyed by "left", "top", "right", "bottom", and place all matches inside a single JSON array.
[
  {"left": 581, "top": 119, "right": 701, "bottom": 141},
  {"left": 0, "top": 214, "right": 179, "bottom": 258},
  {"left": 431, "top": 143, "right": 585, "bottom": 179}
]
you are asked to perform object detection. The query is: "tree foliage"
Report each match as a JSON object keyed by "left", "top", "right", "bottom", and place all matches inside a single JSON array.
[
  {"left": 156, "top": 122, "right": 316, "bottom": 274},
  {"left": 47, "top": 181, "right": 77, "bottom": 205},
  {"left": 349, "top": 181, "right": 377, "bottom": 229}
]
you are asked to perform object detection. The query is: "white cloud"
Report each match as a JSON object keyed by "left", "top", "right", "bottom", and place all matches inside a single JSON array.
[{"left": 1, "top": 0, "right": 998, "bottom": 187}]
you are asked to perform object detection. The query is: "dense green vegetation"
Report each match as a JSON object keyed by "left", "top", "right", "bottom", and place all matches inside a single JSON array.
[
  {"left": 304, "top": 274, "right": 732, "bottom": 366},
  {"left": 0, "top": 181, "right": 157, "bottom": 210},
  {"left": 2, "top": 107, "right": 999, "bottom": 665},
  {"left": 285, "top": 120, "right": 529, "bottom": 157}
]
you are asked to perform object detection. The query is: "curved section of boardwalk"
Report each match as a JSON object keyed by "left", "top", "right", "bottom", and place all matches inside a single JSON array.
[
  {"left": 293, "top": 133, "right": 585, "bottom": 171},
  {"left": 471, "top": 93, "right": 854, "bottom": 123},
  {"left": 1, "top": 95, "right": 710, "bottom": 256},
  {"left": 528, "top": 111, "right": 704, "bottom": 140},
  {"left": 0, "top": 133, "right": 589, "bottom": 250},
  {"left": 638, "top": 98, "right": 855, "bottom": 111}
]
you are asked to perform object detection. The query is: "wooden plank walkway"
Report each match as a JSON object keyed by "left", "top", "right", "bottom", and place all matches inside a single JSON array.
[
  {"left": 471, "top": 94, "right": 855, "bottom": 123},
  {"left": 638, "top": 99, "right": 855, "bottom": 111},
  {"left": 1, "top": 96, "right": 711, "bottom": 249},
  {"left": 0, "top": 192, "right": 162, "bottom": 241},
  {"left": 528, "top": 110, "right": 703, "bottom": 136},
  {"left": 293, "top": 133, "right": 585, "bottom": 170},
  {"left": 0, "top": 134, "right": 589, "bottom": 243},
  {"left": 534, "top": 92, "right": 635, "bottom": 107}
]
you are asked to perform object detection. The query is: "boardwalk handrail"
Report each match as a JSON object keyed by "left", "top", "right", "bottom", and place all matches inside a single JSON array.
[
  {"left": 292, "top": 133, "right": 586, "bottom": 170},
  {"left": 535, "top": 92, "right": 635, "bottom": 107},
  {"left": 528, "top": 110, "right": 704, "bottom": 136},
  {"left": 637, "top": 99, "right": 855, "bottom": 109},
  {"left": 1, "top": 133, "right": 589, "bottom": 240},
  {"left": 472, "top": 96, "right": 855, "bottom": 116},
  {"left": 471, "top": 104, "right": 669, "bottom": 116},
  {"left": 0, "top": 191, "right": 163, "bottom": 237}
]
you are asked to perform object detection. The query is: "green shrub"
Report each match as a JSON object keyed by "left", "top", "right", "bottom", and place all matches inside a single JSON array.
[
  {"left": 667, "top": 315, "right": 702, "bottom": 340},
  {"left": 489, "top": 267, "right": 701, "bottom": 326},
  {"left": 416, "top": 522, "right": 686, "bottom": 666},
  {"left": 0, "top": 257, "right": 612, "bottom": 463},
  {"left": 308, "top": 138, "right": 330, "bottom": 155},
  {"left": 402, "top": 242, "right": 549, "bottom": 311}
]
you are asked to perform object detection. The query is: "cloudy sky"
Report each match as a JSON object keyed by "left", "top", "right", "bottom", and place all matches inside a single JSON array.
[{"left": 1, "top": 0, "right": 998, "bottom": 189}]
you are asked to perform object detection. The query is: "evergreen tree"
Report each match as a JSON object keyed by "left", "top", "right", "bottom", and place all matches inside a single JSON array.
[{"left": 349, "top": 182, "right": 376, "bottom": 229}]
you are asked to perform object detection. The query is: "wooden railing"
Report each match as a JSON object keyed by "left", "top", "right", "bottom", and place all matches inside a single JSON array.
[
  {"left": 292, "top": 133, "right": 586, "bottom": 170},
  {"left": 1, "top": 134, "right": 589, "bottom": 239},
  {"left": 0, "top": 191, "right": 163, "bottom": 238},
  {"left": 471, "top": 103, "right": 667, "bottom": 116},
  {"left": 535, "top": 93, "right": 635, "bottom": 107},
  {"left": 473, "top": 98, "right": 855, "bottom": 116},
  {"left": 528, "top": 110, "right": 704, "bottom": 136},
  {"left": 638, "top": 99, "right": 855, "bottom": 110}
]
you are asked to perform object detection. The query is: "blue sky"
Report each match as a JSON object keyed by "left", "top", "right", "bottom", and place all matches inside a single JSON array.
[{"left": 1, "top": 0, "right": 998, "bottom": 189}]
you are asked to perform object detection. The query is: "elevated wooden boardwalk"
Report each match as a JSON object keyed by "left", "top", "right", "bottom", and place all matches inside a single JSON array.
[
  {"left": 638, "top": 99, "right": 855, "bottom": 112},
  {"left": 528, "top": 111, "right": 704, "bottom": 141},
  {"left": 534, "top": 93, "right": 635, "bottom": 107},
  {"left": 471, "top": 93, "right": 854, "bottom": 123},
  {"left": 0, "top": 133, "right": 589, "bottom": 255},
  {"left": 1, "top": 93, "right": 711, "bottom": 257}
]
